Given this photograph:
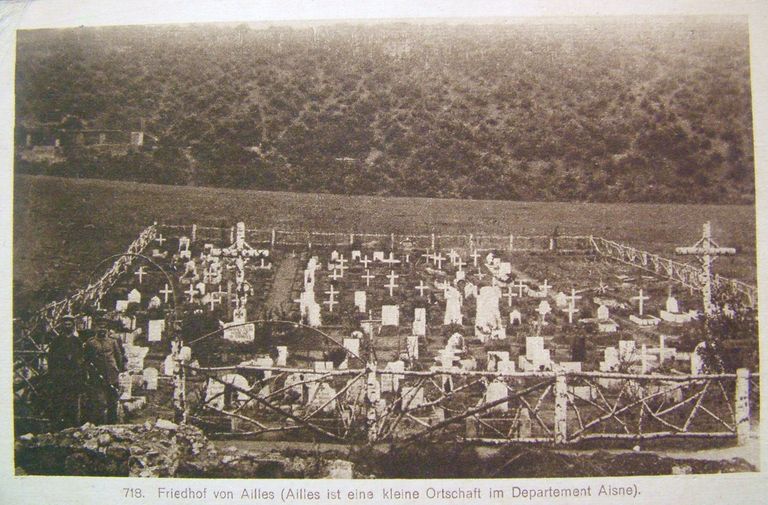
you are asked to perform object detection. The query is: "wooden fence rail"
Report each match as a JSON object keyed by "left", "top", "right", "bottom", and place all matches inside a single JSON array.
[{"left": 179, "top": 363, "right": 756, "bottom": 446}]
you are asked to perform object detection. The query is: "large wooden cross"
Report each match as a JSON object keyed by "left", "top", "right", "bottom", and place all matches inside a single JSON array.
[{"left": 675, "top": 221, "right": 736, "bottom": 315}]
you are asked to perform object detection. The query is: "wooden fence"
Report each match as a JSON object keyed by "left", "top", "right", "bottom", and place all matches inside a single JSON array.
[{"left": 178, "top": 363, "right": 757, "bottom": 446}]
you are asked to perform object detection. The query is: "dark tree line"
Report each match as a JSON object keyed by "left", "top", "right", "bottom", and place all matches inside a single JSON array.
[{"left": 15, "top": 19, "right": 755, "bottom": 203}]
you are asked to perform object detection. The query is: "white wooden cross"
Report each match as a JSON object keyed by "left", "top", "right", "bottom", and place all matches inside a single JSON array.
[
  {"left": 385, "top": 270, "right": 399, "bottom": 297},
  {"left": 329, "top": 268, "right": 342, "bottom": 281},
  {"left": 434, "top": 253, "right": 445, "bottom": 270},
  {"left": 505, "top": 286, "right": 516, "bottom": 306},
  {"left": 448, "top": 249, "right": 459, "bottom": 265},
  {"left": 160, "top": 283, "right": 173, "bottom": 304},
  {"left": 185, "top": 285, "right": 197, "bottom": 303},
  {"left": 324, "top": 285, "right": 339, "bottom": 301},
  {"left": 336, "top": 255, "right": 348, "bottom": 273},
  {"left": 323, "top": 297, "right": 338, "bottom": 312},
  {"left": 513, "top": 279, "right": 528, "bottom": 297},
  {"left": 209, "top": 292, "right": 221, "bottom": 311},
  {"left": 423, "top": 250, "right": 435, "bottom": 263},
  {"left": 134, "top": 266, "right": 146, "bottom": 284},
  {"left": 155, "top": 234, "right": 166, "bottom": 246},
  {"left": 470, "top": 250, "right": 481, "bottom": 267},
  {"left": 675, "top": 221, "right": 736, "bottom": 315},
  {"left": 456, "top": 257, "right": 467, "bottom": 272},
  {"left": 382, "top": 252, "right": 401, "bottom": 266},
  {"left": 562, "top": 303, "right": 578, "bottom": 324},
  {"left": 539, "top": 279, "right": 551, "bottom": 296},
  {"left": 564, "top": 288, "right": 582, "bottom": 324},
  {"left": 360, "top": 255, "right": 372, "bottom": 269},
  {"left": 362, "top": 269, "right": 375, "bottom": 287},
  {"left": 415, "top": 280, "right": 430, "bottom": 297},
  {"left": 566, "top": 288, "right": 582, "bottom": 309},
  {"left": 631, "top": 289, "right": 649, "bottom": 316}
]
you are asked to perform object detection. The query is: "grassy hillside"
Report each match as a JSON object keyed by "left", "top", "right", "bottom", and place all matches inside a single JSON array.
[
  {"left": 14, "top": 18, "right": 754, "bottom": 204},
  {"left": 13, "top": 175, "right": 756, "bottom": 314}
]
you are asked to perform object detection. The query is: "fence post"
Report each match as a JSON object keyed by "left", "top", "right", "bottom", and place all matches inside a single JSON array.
[
  {"left": 191, "top": 224, "right": 197, "bottom": 243},
  {"left": 350, "top": 233, "right": 354, "bottom": 245},
  {"left": 366, "top": 366, "right": 379, "bottom": 443},
  {"left": 509, "top": 234, "right": 514, "bottom": 251},
  {"left": 469, "top": 233, "right": 473, "bottom": 251},
  {"left": 271, "top": 229, "right": 276, "bottom": 247},
  {"left": 554, "top": 372, "right": 568, "bottom": 444},
  {"left": 390, "top": 233, "right": 395, "bottom": 250},
  {"left": 230, "top": 226, "right": 234, "bottom": 243},
  {"left": 431, "top": 233, "right": 436, "bottom": 250},
  {"left": 735, "top": 368, "right": 750, "bottom": 445}
]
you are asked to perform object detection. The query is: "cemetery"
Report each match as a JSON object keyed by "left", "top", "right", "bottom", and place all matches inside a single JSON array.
[{"left": 13, "top": 220, "right": 759, "bottom": 450}]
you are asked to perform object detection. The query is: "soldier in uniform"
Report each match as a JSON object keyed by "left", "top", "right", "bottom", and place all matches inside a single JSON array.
[
  {"left": 47, "top": 314, "right": 85, "bottom": 429},
  {"left": 83, "top": 320, "right": 126, "bottom": 424}
]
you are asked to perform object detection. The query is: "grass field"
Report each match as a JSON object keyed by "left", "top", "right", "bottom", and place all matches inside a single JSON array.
[{"left": 13, "top": 175, "right": 757, "bottom": 310}]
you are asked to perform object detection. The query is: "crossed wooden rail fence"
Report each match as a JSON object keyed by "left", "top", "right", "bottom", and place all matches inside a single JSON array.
[{"left": 179, "top": 363, "right": 757, "bottom": 446}]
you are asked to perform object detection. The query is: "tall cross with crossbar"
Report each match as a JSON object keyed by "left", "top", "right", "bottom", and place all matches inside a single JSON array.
[{"left": 675, "top": 221, "right": 736, "bottom": 315}]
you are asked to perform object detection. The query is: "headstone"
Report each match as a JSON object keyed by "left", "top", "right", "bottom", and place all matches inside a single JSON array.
[
  {"left": 354, "top": 291, "right": 367, "bottom": 313},
  {"left": 498, "top": 360, "right": 516, "bottom": 374},
  {"left": 309, "top": 383, "right": 338, "bottom": 413},
  {"left": 124, "top": 344, "right": 150, "bottom": 373},
  {"left": 443, "top": 285, "right": 463, "bottom": 325},
  {"left": 223, "top": 322, "right": 255, "bottom": 342},
  {"left": 554, "top": 291, "right": 568, "bottom": 308},
  {"left": 373, "top": 251, "right": 385, "bottom": 262},
  {"left": 148, "top": 319, "right": 165, "bottom": 342},
  {"left": 276, "top": 346, "right": 288, "bottom": 366},
  {"left": 401, "top": 385, "right": 425, "bottom": 409},
  {"left": 115, "top": 300, "right": 130, "bottom": 312},
  {"left": 163, "top": 354, "right": 176, "bottom": 376},
  {"left": 475, "top": 286, "right": 506, "bottom": 342},
  {"left": 525, "top": 337, "right": 545, "bottom": 361},
  {"left": 127, "top": 289, "right": 142, "bottom": 304},
  {"left": 352, "top": 250, "right": 361, "bottom": 260},
  {"left": 142, "top": 367, "right": 159, "bottom": 390},
  {"left": 148, "top": 296, "right": 161, "bottom": 309},
  {"left": 509, "top": 309, "right": 522, "bottom": 325},
  {"left": 205, "top": 374, "right": 250, "bottom": 410},
  {"left": 412, "top": 308, "right": 427, "bottom": 336},
  {"left": 381, "top": 361, "right": 405, "bottom": 392},
  {"left": 666, "top": 295, "right": 680, "bottom": 314},
  {"left": 618, "top": 340, "right": 636, "bottom": 362},
  {"left": 463, "top": 282, "right": 477, "bottom": 299},
  {"left": 484, "top": 380, "right": 509, "bottom": 413},
  {"left": 179, "top": 345, "right": 192, "bottom": 362},
  {"left": 343, "top": 338, "right": 361, "bottom": 359},
  {"left": 600, "top": 347, "right": 620, "bottom": 371},
  {"left": 536, "top": 300, "right": 552, "bottom": 324},
  {"left": 597, "top": 304, "right": 610, "bottom": 321},
  {"left": 382, "top": 305, "right": 400, "bottom": 326},
  {"left": 455, "top": 270, "right": 466, "bottom": 282}
]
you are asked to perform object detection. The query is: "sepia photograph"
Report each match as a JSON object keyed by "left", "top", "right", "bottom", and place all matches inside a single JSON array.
[{"left": 4, "top": 0, "right": 766, "bottom": 500}]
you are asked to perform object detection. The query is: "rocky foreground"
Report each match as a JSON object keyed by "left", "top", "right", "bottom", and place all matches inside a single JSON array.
[{"left": 15, "top": 421, "right": 756, "bottom": 478}]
